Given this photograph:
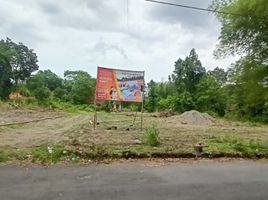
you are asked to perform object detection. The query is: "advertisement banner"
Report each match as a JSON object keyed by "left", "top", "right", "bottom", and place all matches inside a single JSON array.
[{"left": 96, "top": 67, "right": 145, "bottom": 102}]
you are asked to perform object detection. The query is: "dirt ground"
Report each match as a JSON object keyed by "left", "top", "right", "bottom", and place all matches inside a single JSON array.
[{"left": 1, "top": 105, "right": 268, "bottom": 154}]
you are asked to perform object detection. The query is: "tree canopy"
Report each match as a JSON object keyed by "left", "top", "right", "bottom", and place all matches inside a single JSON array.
[
  {"left": 0, "top": 38, "right": 39, "bottom": 86},
  {"left": 211, "top": 0, "right": 268, "bottom": 62}
]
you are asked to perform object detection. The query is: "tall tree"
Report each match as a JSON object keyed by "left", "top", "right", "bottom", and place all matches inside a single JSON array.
[
  {"left": 172, "top": 49, "right": 206, "bottom": 94},
  {"left": 0, "top": 51, "right": 12, "bottom": 98},
  {"left": 227, "top": 57, "right": 268, "bottom": 120},
  {"left": 0, "top": 38, "right": 39, "bottom": 86},
  {"left": 211, "top": 0, "right": 268, "bottom": 62},
  {"left": 211, "top": 0, "right": 268, "bottom": 121},
  {"left": 146, "top": 80, "right": 158, "bottom": 112}
]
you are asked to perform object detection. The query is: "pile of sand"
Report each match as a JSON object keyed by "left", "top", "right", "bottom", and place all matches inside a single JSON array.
[{"left": 168, "top": 110, "right": 216, "bottom": 125}]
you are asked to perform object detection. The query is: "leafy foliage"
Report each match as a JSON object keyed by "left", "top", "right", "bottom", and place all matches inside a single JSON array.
[
  {"left": 208, "top": 67, "right": 228, "bottom": 85},
  {"left": 0, "top": 38, "right": 39, "bottom": 86},
  {"left": 145, "top": 80, "right": 158, "bottom": 112},
  {"left": 64, "top": 70, "right": 96, "bottom": 104},
  {"left": 0, "top": 51, "right": 12, "bottom": 99},
  {"left": 211, "top": 0, "right": 268, "bottom": 62},
  {"left": 196, "top": 75, "right": 226, "bottom": 116},
  {"left": 172, "top": 49, "right": 206, "bottom": 94}
]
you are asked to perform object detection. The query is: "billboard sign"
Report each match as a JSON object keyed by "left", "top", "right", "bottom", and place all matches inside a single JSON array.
[{"left": 96, "top": 67, "right": 145, "bottom": 102}]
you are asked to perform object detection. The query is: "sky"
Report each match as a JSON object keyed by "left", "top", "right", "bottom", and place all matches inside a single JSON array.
[{"left": 0, "top": 0, "right": 237, "bottom": 81}]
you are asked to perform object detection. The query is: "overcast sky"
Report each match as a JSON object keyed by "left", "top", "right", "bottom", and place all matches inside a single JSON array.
[{"left": 0, "top": 0, "right": 237, "bottom": 81}]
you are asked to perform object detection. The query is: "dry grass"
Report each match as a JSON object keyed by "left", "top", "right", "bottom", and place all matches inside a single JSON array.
[{"left": 0, "top": 108, "right": 268, "bottom": 163}]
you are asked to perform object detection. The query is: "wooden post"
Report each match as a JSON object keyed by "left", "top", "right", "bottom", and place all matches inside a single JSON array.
[
  {"left": 93, "top": 100, "right": 97, "bottom": 130},
  {"left": 94, "top": 66, "right": 99, "bottom": 130},
  {"left": 141, "top": 70, "right": 145, "bottom": 131},
  {"left": 141, "top": 99, "right": 144, "bottom": 131},
  {"left": 132, "top": 110, "right": 138, "bottom": 126}
]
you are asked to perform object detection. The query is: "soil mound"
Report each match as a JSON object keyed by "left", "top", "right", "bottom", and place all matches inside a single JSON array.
[{"left": 168, "top": 110, "right": 216, "bottom": 125}]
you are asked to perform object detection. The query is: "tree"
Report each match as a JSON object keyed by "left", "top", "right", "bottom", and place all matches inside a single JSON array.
[
  {"left": 211, "top": 0, "right": 268, "bottom": 121},
  {"left": 0, "top": 38, "right": 39, "bottom": 86},
  {"left": 172, "top": 49, "right": 206, "bottom": 94},
  {"left": 211, "top": 0, "right": 268, "bottom": 62},
  {"left": 27, "top": 70, "right": 62, "bottom": 91},
  {"left": 226, "top": 57, "right": 268, "bottom": 121},
  {"left": 27, "top": 72, "right": 50, "bottom": 102},
  {"left": 64, "top": 70, "right": 95, "bottom": 104},
  {"left": 38, "top": 70, "right": 62, "bottom": 91},
  {"left": 170, "top": 49, "right": 206, "bottom": 112},
  {"left": 0, "top": 51, "right": 12, "bottom": 99},
  {"left": 208, "top": 67, "right": 228, "bottom": 85},
  {"left": 196, "top": 75, "right": 226, "bottom": 116},
  {"left": 146, "top": 80, "right": 158, "bottom": 112},
  {"left": 33, "top": 86, "right": 51, "bottom": 103}
]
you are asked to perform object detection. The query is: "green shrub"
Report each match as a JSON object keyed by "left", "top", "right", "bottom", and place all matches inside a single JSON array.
[{"left": 143, "top": 125, "right": 160, "bottom": 146}]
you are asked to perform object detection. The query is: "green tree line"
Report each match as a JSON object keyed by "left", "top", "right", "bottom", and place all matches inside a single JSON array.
[{"left": 0, "top": 38, "right": 95, "bottom": 105}]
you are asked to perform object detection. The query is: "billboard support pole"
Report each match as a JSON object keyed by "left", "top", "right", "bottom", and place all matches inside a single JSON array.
[
  {"left": 93, "top": 100, "right": 97, "bottom": 130},
  {"left": 132, "top": 110, "right": 138, "bottom": 126},
  {"left": 94, "top": 66, "right": 99, "bottom": 130},
  {"left": 140, "top": 70, "right": 145, "bottom": 131},
  {"left": 141, "top": 101, "right": 144, "bottom": 130}
]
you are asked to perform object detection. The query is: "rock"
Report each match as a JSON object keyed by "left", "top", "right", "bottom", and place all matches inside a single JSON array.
[{"left": 133, "top": 139, "right": 142, "bottom": 144}]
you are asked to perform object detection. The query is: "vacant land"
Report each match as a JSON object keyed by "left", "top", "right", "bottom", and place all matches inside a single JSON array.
[{"left": 0, "top": 103, "right": 268, "bottom": 163}]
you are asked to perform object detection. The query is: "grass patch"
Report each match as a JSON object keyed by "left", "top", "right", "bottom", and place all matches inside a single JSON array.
[
  {"left": 32, "top": 144, "right": 66, "bottom": 163},
  {"left": 0, "top": 146, "right": 27, "bottom": 162},
  {"left": 48, "top": 100, "right": 94, "bottom": 113},
  {"left": 207, "top": 135, "right": 268, "bottom": 156},
  {"left": 143, "top": 125, "right": 160, "bottom": 147}
]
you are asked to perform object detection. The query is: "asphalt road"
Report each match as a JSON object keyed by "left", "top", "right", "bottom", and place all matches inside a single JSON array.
[{"left": 0, "top": 161, "right": 268, "bottom": 200}]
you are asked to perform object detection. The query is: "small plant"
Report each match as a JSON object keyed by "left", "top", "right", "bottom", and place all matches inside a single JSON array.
[
  {"left": 143, "top": 124, "right": 160, "bottom": 147},
  {"left": 32, "top": 144, "right": 65, "bottom": 163}
]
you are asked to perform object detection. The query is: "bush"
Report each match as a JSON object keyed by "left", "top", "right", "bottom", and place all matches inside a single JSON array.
[{"left": 143, "top": 125, "right": 160, "bottom": 146}]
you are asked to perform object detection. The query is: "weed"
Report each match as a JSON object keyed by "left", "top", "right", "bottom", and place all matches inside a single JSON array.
[
  {"left": 208, "top": 135, "right": 268, "bottom": 156},
  {"left": 0, "top": 150, "right": 9, "bottom": 162},
  {"left": 0, "top": 146, "right": 27, "bottom": 162},
  {"left": 143, "top": 124, "right": 160, "bottom": 147},
  {"left": 32, "top": 144, "right": 66, "bottom": 163}
]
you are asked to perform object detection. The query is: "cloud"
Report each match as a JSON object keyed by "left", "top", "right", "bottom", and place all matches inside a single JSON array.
[
  {"left": 42, "top": 0, "right": 124, "bottom": 33},
  {"left": 40, "top": 1, "right": 61, "bottom": 14},
  {"left": 0, "top": 0, "right": 237, "bottom": 82},
  {"left": 91, "top": 38, "right": 128, "bottom": 60}
]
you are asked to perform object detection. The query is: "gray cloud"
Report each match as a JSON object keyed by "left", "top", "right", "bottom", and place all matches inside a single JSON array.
[
  {"left": 146, "top": 0, "right": 217, "bottom": 31},
  {"left": 0, "top": 0, "right": 236, "bottom": 81},
  {"left": 92, "top": 38, "right": 128, "bottom": 60},
  {"left": 42, "top": 0, "right": 123, "bottom": 33},
  {"left": 40, "top": 2, "right": 61, "bottom": 14}
]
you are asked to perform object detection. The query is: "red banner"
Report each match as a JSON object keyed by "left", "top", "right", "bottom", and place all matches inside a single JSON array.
[{"left": 96, "top": 67, "right": 144, "bottom": 102}]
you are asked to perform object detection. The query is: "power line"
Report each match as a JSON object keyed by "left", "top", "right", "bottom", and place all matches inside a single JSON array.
[{"left": 145, "top": 0, "right": 266, "bottom": 19}]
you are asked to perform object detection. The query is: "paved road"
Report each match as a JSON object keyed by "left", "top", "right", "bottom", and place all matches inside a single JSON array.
[{"left": 0, "top": 161, "right": 267, "bottom": 200}]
